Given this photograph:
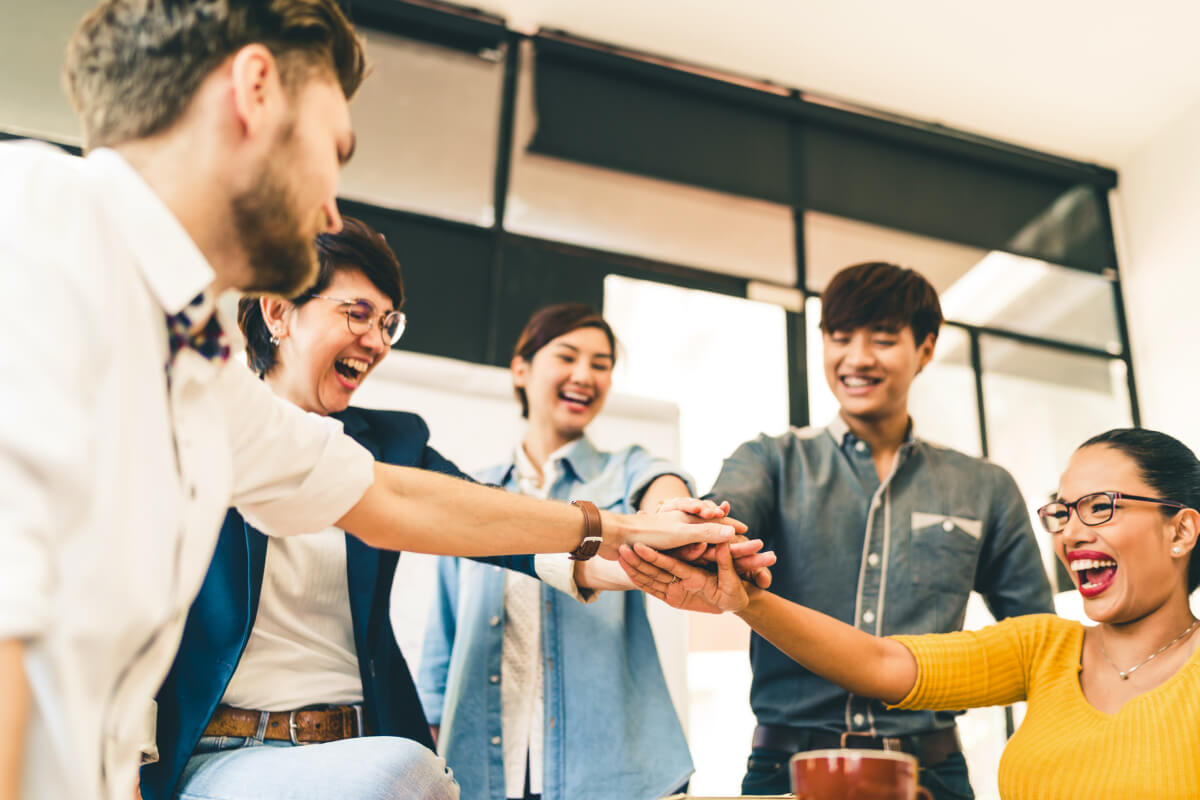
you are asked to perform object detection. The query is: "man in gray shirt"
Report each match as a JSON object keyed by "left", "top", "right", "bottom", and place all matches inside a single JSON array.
[{"left": 708, "top": 262, "right": 1054, "bottom": 799}]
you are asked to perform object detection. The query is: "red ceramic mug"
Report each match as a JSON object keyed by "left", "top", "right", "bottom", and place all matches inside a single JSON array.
[{"left": 790, "top": 749, "right": 933, "bottom": 800}]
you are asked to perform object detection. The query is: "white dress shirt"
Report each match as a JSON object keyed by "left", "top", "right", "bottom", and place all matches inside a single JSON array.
[{"left": 0, "top": 143, "right": 375, "bottom": 800}]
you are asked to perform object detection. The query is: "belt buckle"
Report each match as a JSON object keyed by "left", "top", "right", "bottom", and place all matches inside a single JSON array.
[
  {"left": 288, "top": 710, "right": 303, "bottom": 746},
  {"left": 881, "top": 737, "right": 904, "bottom": 752}
]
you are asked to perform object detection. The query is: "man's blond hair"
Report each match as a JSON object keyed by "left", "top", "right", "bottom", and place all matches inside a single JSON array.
[{"left": 65, "top": 0, "right": 366, "bottom": 150}]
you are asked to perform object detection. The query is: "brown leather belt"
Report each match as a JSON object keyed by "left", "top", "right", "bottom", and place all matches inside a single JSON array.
[
  {"left": 204, "top": 704, "right": 370, "bottom": 745},
  {"left": 752, "top": 723, "right": 961, "bottom": 768}
]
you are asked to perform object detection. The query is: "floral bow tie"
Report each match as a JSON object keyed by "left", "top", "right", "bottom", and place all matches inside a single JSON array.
[{"left": 165, "top": 293, "right": 231, "bottom": 369}]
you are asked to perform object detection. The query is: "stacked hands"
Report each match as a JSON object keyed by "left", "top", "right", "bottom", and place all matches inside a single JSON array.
[{"left": 619, "top": 496, "right": 773, "bottom": 605}]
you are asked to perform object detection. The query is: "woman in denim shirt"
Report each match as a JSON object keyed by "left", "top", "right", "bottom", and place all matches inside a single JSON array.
[{"left": 418, "top": 304, "right": 697, "bottom": 800}]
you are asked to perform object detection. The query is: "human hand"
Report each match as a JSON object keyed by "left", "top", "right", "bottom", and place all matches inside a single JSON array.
[
  {"left": 597, "top": 508, "right": 735, "bottom": 561},
  {"left": 652, "top": 498, "right": 771, "bottom": 588},
  {"left": 618, "top": 542, "right": 751, "bottom": 614}
]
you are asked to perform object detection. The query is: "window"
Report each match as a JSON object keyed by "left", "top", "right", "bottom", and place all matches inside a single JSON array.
[
  {"left": 338, "top": 30, "right": 504, "bottom": 225},
  {"left": 507, "top": 43, "right": 797, "bottom": 284},
  {"left": 603, "top": 275, "right": 789, "bottom": 491}
]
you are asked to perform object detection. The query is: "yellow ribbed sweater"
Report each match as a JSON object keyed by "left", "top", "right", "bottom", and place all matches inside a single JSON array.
[{"left": 891, "top": 614, "right": 1200, "bottom": 800}]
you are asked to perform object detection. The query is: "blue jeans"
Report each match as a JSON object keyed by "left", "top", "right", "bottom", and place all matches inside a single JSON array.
[
  {"left": 177, "top": 735, "right": 459, "bottom": 800},
  {"left": 741, "top": 747, "right": 974, "bottom": 800}
]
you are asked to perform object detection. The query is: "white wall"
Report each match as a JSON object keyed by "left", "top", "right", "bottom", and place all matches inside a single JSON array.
[{"left": 1116, "top": 98, "right": 1200, "bottom": 452}]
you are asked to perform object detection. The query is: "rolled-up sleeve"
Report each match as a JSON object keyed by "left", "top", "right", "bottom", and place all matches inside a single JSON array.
[{"left": 223, "top": 365, "right": 374, "bottom": 536}]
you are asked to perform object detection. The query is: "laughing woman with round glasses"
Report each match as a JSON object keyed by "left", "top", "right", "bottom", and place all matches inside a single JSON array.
[
  {"left": 618, "top": 427, "right": 1200, "bottom": 800},
  {"left": 139, "top": 217, "right": 469, "bottom": 800}
]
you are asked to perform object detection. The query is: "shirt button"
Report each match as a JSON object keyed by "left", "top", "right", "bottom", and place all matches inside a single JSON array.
[
  {"left": 489, "top": 674, "right": 500, "bottom": 684},
  {"left": 853, "top": 713, "right": 866, "bottom": 727},
  {"left": 491, "top": 736, "right": 501, "bottom": 745},
  {"left": 855, "top": 441, "right": 868, "bottom": 453},
  {"left": 942, "top": 520, "right": 955, "bottom": 532},
  {"left": 867, "top": 553, "right": 880, "bottom": 567},
  {"left": 863, "top": 610, "right": 876, "bottom": 624},
  {"left": 489, "top": 616, "right": 500, "bottom": 627}
]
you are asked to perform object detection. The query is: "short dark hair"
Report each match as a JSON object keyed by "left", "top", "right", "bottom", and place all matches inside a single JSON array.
[
  {"left": 65, "top": 0, "right": 366, "bottom": 150},
  {"left": 1080, "top": 428, "right": 1200, "bottom": 593},
  {"left": 512, "top": 303, "right": 616, "bottom": 419},
  {"left": 820, "top": 262, "right": 944, "bottom": 345},
  {"left": 238, "top": 216, "right": 403, "bottom": 376}
]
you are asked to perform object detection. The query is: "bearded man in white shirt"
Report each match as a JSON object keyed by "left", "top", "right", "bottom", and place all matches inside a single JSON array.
[{"left": 0, "top": 4, "right": 746, "bottom": 800}]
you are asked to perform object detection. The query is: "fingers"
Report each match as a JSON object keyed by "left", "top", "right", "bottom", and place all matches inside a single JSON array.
[
  {"left": 654, "top": 499, "right": 748, "bottom": 533},
  {"left": 656, "top": 497, "right": 722, "bottom": 517},
  {"left": 671, "top": 542, "right": 708, "bottom": 561},
  {"left": 693, "top": 537, "right": 762, "bottom": 562},
  {"left": 731, "top": 551, "right": 776, "bottom": 573},
  {"left": 680, "top": 521, "right": 735, "bottom": 544},
  {"left": 716, "top": 542, "right": 741, "bottom": 596},
  {"left": 630, "top": 541, "right": 709, "bottom": 581},
  {"left": 617, "top": 547, "right": 673, "bottom": 598},
  {"left": 752, "top": 567, "right": 773, "bottom": 589},
  {"left": 619, "top": 544, "right": 682, "bottom": 585},
  {"left": 728, "top": 538, "right": 765, "bottom": 557}
]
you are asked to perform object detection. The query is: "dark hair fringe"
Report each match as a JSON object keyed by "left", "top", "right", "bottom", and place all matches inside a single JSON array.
[
  {"left": 511, "top": 303, "right": 616, "bottom": 419},
  {"left": 238, "top": 216, "right": 404, "bottom": 376},
  {"left": 1081, "top": 428, "right": 1200, "bottom": 593},
  {"left": 819, "top": 261, "right": 944, "bottom": 344}
]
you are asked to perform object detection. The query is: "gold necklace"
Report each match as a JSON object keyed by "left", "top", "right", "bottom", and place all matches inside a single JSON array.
[{"left": 1099, "top": 618, "right": 1200, "bottom": 680}]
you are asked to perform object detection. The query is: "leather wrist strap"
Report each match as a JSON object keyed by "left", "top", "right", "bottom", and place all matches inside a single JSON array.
[{"left": 569, "top": 500, "right": 603, "bottom": 561}]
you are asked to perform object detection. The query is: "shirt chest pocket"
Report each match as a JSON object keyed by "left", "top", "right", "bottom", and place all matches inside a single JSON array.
[{"left": 911, "top": 511, "right": 982, "bottom": 595}]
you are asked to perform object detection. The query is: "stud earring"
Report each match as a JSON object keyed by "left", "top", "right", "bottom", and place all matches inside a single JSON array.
[
  {"left": 1173, "top": 546, "right": 1183, "bottom": 555},
  {"left": 269, "top": 328, "right": 282, "bottom": 346}
]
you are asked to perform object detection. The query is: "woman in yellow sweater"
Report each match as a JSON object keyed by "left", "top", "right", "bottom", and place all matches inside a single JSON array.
[{"left": 624, "top": 427, "right": 1200, "bottom": 800}]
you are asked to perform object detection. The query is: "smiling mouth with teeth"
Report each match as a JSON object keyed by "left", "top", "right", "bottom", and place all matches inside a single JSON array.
[
  {"left": 560, "top": 391, "right": 593, "bottom": 406},
  {"left": 334, "top": 357, "right": 370, "bottom": 382},
  {"left": 840, "top": 375, "right": 882, "bottom": 388},
  {"left": 1069, "top": 557, "right": 1118, "bottom": 593}
]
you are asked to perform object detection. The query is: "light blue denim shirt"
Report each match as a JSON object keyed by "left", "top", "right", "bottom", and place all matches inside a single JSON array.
[
  {"left": 707, "top": 416, "right": 1054, "bottom": 738},
  {"left": 418, "top": 436, "right": 695, "bottom": 800}
]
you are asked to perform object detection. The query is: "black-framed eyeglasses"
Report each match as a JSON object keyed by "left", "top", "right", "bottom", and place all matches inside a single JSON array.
[
  {"left": 1037, "top": 491, "right": 1188, "bottom": 534},
  {"left": 309, "top": 295, "right": 406, "bottom": 345}
]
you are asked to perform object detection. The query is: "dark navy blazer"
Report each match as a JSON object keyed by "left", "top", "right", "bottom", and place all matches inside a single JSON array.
[{"left": 140, "top": 407, "right": 534, "bottom": 800}]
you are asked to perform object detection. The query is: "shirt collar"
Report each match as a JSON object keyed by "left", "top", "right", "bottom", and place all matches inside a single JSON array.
[
  {"left": 85, "top": 148, "right": 215, "bottom": 316},
  {"left": 826, "top": 414, "right": 918, "bottom": 448},
  {"left": 509, "top": 435, "right": 605, "bottom": 488}
]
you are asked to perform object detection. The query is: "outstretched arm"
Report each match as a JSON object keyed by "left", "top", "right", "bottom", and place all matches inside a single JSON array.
[
  {"left": 338, "top": 463, "right": 737, "bottom": 559},
  {"left": 619, "top": 544, "right": 917, "bottom": 704}
]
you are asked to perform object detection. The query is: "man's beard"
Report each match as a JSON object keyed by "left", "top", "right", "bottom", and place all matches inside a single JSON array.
[{"left": 231, "top": 134, "right": 321, "bottom": 296}]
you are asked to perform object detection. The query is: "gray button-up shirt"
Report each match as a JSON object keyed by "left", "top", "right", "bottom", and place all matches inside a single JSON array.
[{"left": 707, "top": 416, "right": 1054, "bottom": 737}]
